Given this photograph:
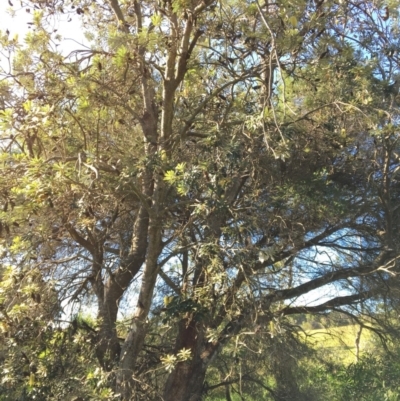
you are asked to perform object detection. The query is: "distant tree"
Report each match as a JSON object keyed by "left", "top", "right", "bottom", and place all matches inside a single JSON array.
[{"left": 1, "top": 0, "right": 400, "bottom": 400}]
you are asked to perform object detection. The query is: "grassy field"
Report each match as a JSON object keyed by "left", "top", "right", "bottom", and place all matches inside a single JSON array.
[{"left": 302, "top": 324, "right": 377, "bottom": 364}]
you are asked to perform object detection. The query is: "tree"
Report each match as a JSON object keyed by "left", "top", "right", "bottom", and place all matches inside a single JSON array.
[{"left": 1, "top": 0, "right": 400, "bottom": 400}]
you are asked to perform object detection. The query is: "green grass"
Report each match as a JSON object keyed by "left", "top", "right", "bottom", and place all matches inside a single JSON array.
[{"left": 302, "top": 324, "right": 376, "bottom": 364}]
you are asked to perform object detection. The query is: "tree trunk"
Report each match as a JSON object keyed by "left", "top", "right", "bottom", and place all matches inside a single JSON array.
[
  {"left": 163, "top": 358, "right": 207, "bottom": 401},
  {"left": 355, "top": 325, "right": 363, "bottom": 362},
  {"left": 163, "top": 320, "right": 207, "bottom": 401},
  {"left": 96, "top": 300, "right": 121, "bottom": 371},
  {"left": 116, "top": 220, "right": 163, "bottom": 399},
  {"left": 89, "top": 250, "right": 121, "bottom": 371}
]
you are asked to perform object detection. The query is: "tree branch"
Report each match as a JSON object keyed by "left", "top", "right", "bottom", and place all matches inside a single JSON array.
[
  {"left": 279, "top": 291, "right": 371, "bottom": 315},
  {"left": 108, "top": 0, "right": 128, "bottom": 30},
  {"left": 65, "top": 223, "right": 95, "bottom": 254}
]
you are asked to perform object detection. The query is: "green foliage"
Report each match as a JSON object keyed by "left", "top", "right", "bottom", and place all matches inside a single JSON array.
[
  {"left": 300, "top": 347, "right": 400, "bottom": 401},
  {"left": 1, "top": 0, "right": 400, "bottom": 400},
  {"left": 162, "top": 296, "right": 208, "bottom": 323}
]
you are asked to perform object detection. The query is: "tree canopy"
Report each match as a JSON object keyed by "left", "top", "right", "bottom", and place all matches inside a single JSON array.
[{"left": 1, "top": 0, "right": 400, "bottom": 400}]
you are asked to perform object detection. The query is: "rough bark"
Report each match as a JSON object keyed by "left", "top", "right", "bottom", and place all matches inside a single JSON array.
[
  {"left": 163, "top": 320, "right": 208, "bottom": 401},
  {"left": 164, "top": 359, "right": 207, "bottom": 401}
]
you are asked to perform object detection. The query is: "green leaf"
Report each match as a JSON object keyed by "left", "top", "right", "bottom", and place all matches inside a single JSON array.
[
  {"left": 164, "top": 170, "right": 176, "bottom": 183},
  {"left": 289, "top": 15, "right": 298, "bottom": 26},
  {"left": 151, "top": 13, "right": 162, "bottom": 27}
]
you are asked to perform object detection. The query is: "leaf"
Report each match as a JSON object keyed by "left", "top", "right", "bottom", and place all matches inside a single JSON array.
[
  {"left": 164, "top": 170, "right": 176, "bottom": 183},
  {"left": 176, "top": 162, "right": 186, "bottom": 173},
  {"left": 160, "top": 354, "right": 177, "bottom": 372},
  {"left": 289, "top": 15, "right": 297, "bottom": 26},
  {"left": 151, "top": 13, "right": 162, "bottom": 27},
  {"left": 177, "top": 183, "right": 189, "bottom": 196},
  {"left": 114, "top": 46, "right": 129, "bottom": 67},
  {"left": 177, "top": 348, "right": 192, "bottom": 361}
]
